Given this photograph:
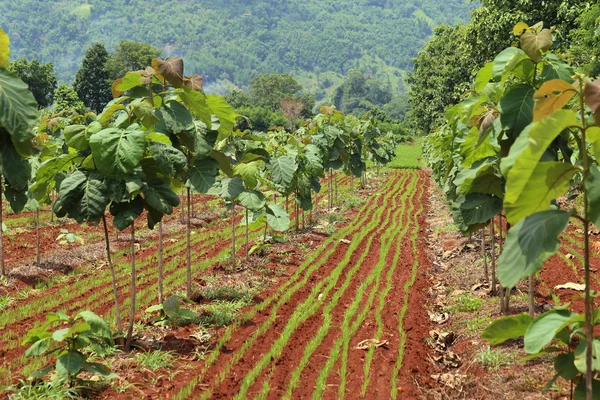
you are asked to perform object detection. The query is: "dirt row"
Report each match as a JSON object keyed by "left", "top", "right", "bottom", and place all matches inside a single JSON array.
[{"left": 157, "top": 170, "right": 433, "bottom": 399}]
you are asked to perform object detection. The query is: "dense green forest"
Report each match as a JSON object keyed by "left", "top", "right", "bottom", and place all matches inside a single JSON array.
[
  {"left": 2, "top": 0, "right": 475, "bottom": 92},
  {"left": 408, "top": 0, "right": 600, "bottom": 134}
]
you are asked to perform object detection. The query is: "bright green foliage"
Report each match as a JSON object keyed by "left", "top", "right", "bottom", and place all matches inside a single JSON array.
[
  {"left": 8, "top": 58, "right": 57, "bottom": 107},
  {"left": 73, "top": 43, "right": 112, "bottom": 113},
  {"left": 22, "top": 310, "right": 115, "bottom": 382},
  {"left": 53, "top": 83, "right": 86, "bottom": 115}
]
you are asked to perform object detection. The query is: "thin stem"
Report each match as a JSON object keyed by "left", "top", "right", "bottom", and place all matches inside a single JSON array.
[
  {"left": 579, "top": 77, "right": 593, "bottom": 400},
  {"left": 186, "top": 187, "right": 192, "bottom": 298},
  {"left": 35, "top": 208, "right": 40, "bottom": 265},
  {"left": 482, "top": 227, "right": 489, "bottom": 281},
  {"left": 245, "top": 209, "right": 249, "bottom": 259},
  {"left": 103, "top": 215, "right": 122, "bottom": 332},
  {"left": 491, "top": 221, "right": 496, "bottom": 295},
  {"left": 528, "top": 276, "right": 535, "bottom": 317},
  {"left": 231, "top": 202, "right": 236, "bottom": 268},
  {"left": 158, "top": 220, "right": 164, "bottom": 304},
  {"left": 125, "top": 223, "right": 136, "bottom": 351}
]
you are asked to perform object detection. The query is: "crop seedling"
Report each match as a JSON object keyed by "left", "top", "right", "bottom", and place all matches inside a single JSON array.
[
  {"left": 145, "top": 295, "right": 195, "bottom": 327},
  {"left": 55, "top": 229, "right": 84, "bottom": 245},
  {"left": 21, "top": 310, "right": 116, "bottom": 385}
]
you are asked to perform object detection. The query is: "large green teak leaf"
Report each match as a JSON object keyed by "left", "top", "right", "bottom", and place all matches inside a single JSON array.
[{"left": 498, "top": 210, "right": 569, "bottom": 288}]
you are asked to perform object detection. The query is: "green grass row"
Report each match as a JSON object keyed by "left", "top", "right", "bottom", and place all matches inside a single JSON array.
[
  {"left": 309, "top": 171, "right": 419, "bottom": 399},
  {"left": 231, "top": 174, "right": 408, "bottom": 400},
  {"left": 390, "top": 175, "right": 425, "bottom": 399},
  {"left": 310, "top": 172, "right": 418, "bottom": 399},
  {"left": 173, "top": 173, "right": 400, "bottom": 399},
  {"left": 264, "top": 173, "right": 415, "bottom": 399}
]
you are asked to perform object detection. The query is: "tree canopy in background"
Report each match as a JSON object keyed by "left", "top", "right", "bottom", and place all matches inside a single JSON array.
[
  {"left": 73, "top": 43, "right": 112, "bottom": 113},
  {"left": 0, "top": 0, "right": 475, "bottom": 90},
  {"left": 105, "top": 40, "right": 162, "bottom": 81},
  {"left": 8, "top": 58, "right": 57, "bottom": 108}
]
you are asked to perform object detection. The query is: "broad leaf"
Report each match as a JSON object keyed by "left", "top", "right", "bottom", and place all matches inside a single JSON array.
[
  {"left": 0, "top": 134, "right": 31, "bottom": 190},
  {"left": 555, "top": 352, "right": 579, "bottom": 380},
  {"left": 90, "top": 128, "right": 146, "bottom": 178},
  {"left": 524, "top": 309, "right": 576, "bottom": 354},
  {"left": 498, "top": 84, "right": 534, "bottom": 138},
  {"left": 25, "top": 337, "right": 51, "bottom": 358},
  {"left": 0, "top": 69, "right": 37, "bottom": 138},
  {"left": 162, "top": 296, "right": 181, "bottom": 320},
  {"left": 498, "top": 210, "right": 569, "bottom": 288},
  {"left": 78, "top": 311, "right": 112, "bottom": 340},
  {"left": 266, "top": 203, "right": 290, "bottom": 232},
  {"left": 153, "top": 57, "right": 184, "bottom": 88},
  {"left": 474, "top": 62, "right": 493, "bottom": 93},
  {"left": 520, "top": 29, "right": 552, "bottom": 62},
  {"left": 207, "top": 94, "right": 237, "bottom": 142},
  {"left": 234, "top": 162, "right": 260, "bottom": 189},
  {"left": 587, "top": 165, "right": 600, "bottom": 230},
  {"left": 189, "top": 158, "right": 219, "bottom": 193},
  {"left": 459, "top": 193, "right": 502, "bottom": 225},
  {"left": 56, "top": 350, "right": 84, "bottom": 376},
  {"left": 481, "top": 313, "right": 533, "bottom": 345},
  {"left": 238, "top": 190, "right": 266, "bottom": 212},
  {"left": 219, "top": 177, "right": 245, "bottom": 202},
  {"left": 533, "top": 80, "right": 577, "bottom": 122},
  {"left": 143, "top": 179, "right": 180, "bottom": 215},
  {"left": 271, "top": 156, "right": 298, "bottom": 191},
  {"left": 149, "top": 141, "right": 187, "bottom": 178},
  {"left": 110, "top": 196, "right": 144, "bottom": 230},
  {"left": 0, "top": 28, "right": 8, "bottom": 68},
  {"left": 131, "top": 98, "right": 160, "bottom": 129},
  {"left": 574, "top": 339, "right": 600, "bottom": 374},
  {"left": 505, "top": 162, "right": 578, "bottom": 224}
]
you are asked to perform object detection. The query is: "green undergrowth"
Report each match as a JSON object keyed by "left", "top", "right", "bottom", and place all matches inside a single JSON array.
[{"left": 388, "top": 141, "right": 422, "bottom": 170}]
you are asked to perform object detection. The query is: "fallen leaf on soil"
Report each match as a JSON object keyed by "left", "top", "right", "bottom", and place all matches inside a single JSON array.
[
  {"left": 340, "top": 239, "right": 351, "bottom": 244},
  {"left": 442, "top": 351, "right": 461, "bottom": 368},
  {"left": 450, "top": 290, "right": 465, "bottom": 297},
  {"left": 431, "top": 373, "right": 466, "bottom": 388},
  {"left": 466, "top": 243, "right": 476, "bottom": 250},
  {"left": 554, "top": 282, "right": 585, "bottom": 291},
  {"left": 353, "top": 339, "right": 389, "bottom": 350},
  {"left": 427, "top": 311, "right": 450, "bottom": 325}
]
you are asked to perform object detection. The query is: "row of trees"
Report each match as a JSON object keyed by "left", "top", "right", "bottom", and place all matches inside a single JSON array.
[
  {"left": 409, "top": 0, "right": 600, "bottom": 135},
  {"left": 423, "top": 18, "right": 600, "bottom": 399},
  {"left": 1, "top": 27, "right": 398, "bottom": 354}
]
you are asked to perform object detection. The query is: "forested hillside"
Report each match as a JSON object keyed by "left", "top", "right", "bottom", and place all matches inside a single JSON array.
[{"left": 1, "top": 0, "right": 475, "bottom": 88}]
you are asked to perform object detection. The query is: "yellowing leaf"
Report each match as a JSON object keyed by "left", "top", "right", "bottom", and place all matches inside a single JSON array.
[
  {"left": 513, "top": 22, "right": 529, "bottom": 36},
  {"left": 0, "top": 28, "right": 9, "bottom": 68},
  {"left": 533, "top": 80, "right": 577, "bottom": 122},
  {"left": 520, "top": 28, "right": 552, "bottom": 62}
]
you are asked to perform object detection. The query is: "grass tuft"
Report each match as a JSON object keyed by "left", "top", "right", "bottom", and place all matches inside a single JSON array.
[
  {"left": 135, "top": 350, "right": 175, "bottom": 371},
  {"left": 475, "top": 346, "right": 514, "bottom": 369}
]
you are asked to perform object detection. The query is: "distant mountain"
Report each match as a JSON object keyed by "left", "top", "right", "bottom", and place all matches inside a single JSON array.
[{"left": 1, "top": 0, "right": 475, "bottom": 94}]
